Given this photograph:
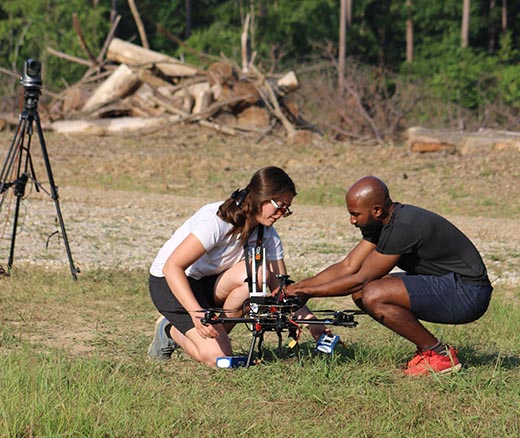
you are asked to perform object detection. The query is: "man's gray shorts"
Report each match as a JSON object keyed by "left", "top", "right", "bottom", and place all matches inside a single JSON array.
[{"left": 394, "top": 272, "right": 493, "bottom": 324}]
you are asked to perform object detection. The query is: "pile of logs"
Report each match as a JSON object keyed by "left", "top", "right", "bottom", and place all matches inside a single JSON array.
[{"left": 46, "top": 37, "right": 313, "bottom": 143}]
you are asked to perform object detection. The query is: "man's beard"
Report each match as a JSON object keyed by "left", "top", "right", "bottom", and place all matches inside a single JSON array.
[{"left": 358, "top": 216, "right": 383, "bottom": 233}]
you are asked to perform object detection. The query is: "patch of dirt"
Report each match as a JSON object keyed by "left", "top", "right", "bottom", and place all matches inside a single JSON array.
[{"left": 0, "top": 125, "right": 518, "bottom": 284}]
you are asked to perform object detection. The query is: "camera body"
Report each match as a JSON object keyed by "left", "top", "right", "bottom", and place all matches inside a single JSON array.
[{"left": 20, "top": 58, "right": 42, "bottom": 90}]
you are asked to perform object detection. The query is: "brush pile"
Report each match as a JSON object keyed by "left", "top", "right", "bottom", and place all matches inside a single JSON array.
[{"left": 42, "top": 37, "right": 316, "bottom": 143}]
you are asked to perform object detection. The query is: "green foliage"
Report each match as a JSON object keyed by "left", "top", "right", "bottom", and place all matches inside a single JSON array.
[
  {"left": 182, "top": 18, "right": 242, "bottom": 64},
  {"left": 0, "top": 0, "right": 109, "bottom": 91},
  {"left": 402, "top": 33, "right": 517, "bottom": 114},
  {"left": 255, "top": 0, "right": 339, "bottom": 62},
  {"left": 1, "top": 0, "right": 520, "bottom": 127}
]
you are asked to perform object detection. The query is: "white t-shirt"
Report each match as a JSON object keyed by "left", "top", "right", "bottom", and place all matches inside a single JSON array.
[{"left": 150, "top": 201, "right": 284, "bottom": 279}]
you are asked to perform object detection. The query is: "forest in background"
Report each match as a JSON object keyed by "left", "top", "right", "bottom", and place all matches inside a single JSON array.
[{"left": 1, "top": 0, "right": 519, "bottom": 140}]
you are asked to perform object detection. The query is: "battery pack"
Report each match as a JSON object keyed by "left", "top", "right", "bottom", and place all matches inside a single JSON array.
[
  {"left": 316, "top": 333, "right": 340, "bottom": 354},
  {"left": 216, "top": 356, "right": 249, "bottom": 368}
]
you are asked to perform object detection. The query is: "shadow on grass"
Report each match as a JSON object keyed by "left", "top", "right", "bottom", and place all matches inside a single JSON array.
[
  {"left": 459, "top": 345, "right": 520, "bottom": 370},
  {"left": 234, "top": 339, "right": 520, "bottom": 373},
  {"left": 236, "top": 339, "right": 359, "bottom": 367}
]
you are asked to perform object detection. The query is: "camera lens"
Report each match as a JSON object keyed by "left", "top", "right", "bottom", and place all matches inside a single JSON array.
[{"left": 26, "top": 59, "right": 41, "bottom": 77}]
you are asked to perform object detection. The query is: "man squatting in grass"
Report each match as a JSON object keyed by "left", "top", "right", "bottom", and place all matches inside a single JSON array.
[
  {"left": 286, "top": 176, "right": 493, "bottom": 376},
  {"left": 147, "top": 166, "right": 337, "bottom": 367}
]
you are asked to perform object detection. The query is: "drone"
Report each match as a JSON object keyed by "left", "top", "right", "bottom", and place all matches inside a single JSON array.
[{"left": 201, "top": 246, "right": 365, "bottom": 368}]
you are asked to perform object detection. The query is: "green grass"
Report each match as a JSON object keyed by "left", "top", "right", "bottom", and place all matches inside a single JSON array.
[{"left": 1, "top": 268, "right": 519, "bottom": 437}]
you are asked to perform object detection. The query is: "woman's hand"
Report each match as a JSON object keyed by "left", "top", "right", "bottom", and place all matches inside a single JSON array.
[{"left": 191, "top": 313, "right": 220, "bottom": 339}]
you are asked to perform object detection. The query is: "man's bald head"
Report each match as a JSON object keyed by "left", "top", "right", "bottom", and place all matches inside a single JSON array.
[{"left": 346, "top": 176, "right": 390, "bottom": 208}]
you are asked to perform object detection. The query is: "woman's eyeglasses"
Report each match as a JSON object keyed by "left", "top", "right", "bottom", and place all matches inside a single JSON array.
[{"left": 270, "top": 199, "right": 293, "bottom": 217}]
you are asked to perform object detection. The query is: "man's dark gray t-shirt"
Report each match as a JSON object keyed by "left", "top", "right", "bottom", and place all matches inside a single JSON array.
[{"left": 362, "top": 203, "right": 490, "bottom": 286}]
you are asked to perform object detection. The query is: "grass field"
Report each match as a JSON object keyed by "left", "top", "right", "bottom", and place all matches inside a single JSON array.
[
  {"left": 0, "top": 127, "right": 519, "bottom": 437},
  {"left": 1, "top": 268, "right": 520, "bottom": 437}
]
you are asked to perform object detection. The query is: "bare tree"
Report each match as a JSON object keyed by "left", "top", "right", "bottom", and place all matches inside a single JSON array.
[
  {"left": 461, "top": 0, "right": 470, "bottom": 48},
  {"left": 346, "top": 0, "right": 352, "bottom": 27}
]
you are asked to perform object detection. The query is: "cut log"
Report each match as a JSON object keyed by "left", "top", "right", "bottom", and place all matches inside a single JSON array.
[
  {"left": 62, "top": 86, "right": 89, "bottom": 113},
  {"left": 410, "top": 141, "right": 457, "bottom": 154},
  {"left": 230, "top": 81, "right": 260, "bottom": 112},
  {"left": 173, "top": 82, "right": 212, "bottom": 114},
  {"left": 276, "top": 71, "right": 299, "bottom": 94},
  {"left": 107, "top": 38, "right": 199, "bottom": 77},
  {"left": 82, "top": 63, "right": 141, "bottom": 113},
  {"left": 237, "top": 106, "right": 270, "bottom": 130},
  {"left": 407, "top": 126, "right": 520, "bottom": 154},
  {"left": 405, "top": 126, "right": 458, "bottom": 154},
  {"left": 207, "top": 61, "right": 235, "bottom": 86},
  {"left": 50, "top": 115, "right": 180, "bottom": 136}
]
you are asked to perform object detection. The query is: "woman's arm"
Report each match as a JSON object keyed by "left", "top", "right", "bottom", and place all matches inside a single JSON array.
[{"left": 162, "top": 233, "right": 221, "bottom": 338}]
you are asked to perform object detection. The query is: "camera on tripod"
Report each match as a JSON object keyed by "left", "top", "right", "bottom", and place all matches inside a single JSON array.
[
  {"left": 0, "top": 57, "right": 79, "bottom": 279},
  {"left": 20, "top": 58, "right": 42, "bottom": 90}
]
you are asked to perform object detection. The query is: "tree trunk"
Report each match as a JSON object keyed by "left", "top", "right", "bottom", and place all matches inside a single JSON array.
[
  {"left": 502, "top": 0, "right": 508, "bottom": 31},
  {"left": 338, "top": 0, "right": 347, "bottom": 95},
  {"left": 185, "top": 0, "right": 191, "bottom": 39},
  {"left": 461, "top": 0, "right": 470, "bottom": 48},
  {"left": 488, "top": 0, "right": 497, "bottom": 53},
  {"left": 406, "top": 0, "right": 414, "bottom": 62}
]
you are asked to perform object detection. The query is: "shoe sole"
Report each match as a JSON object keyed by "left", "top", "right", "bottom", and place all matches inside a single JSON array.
[
  {"left": 437, "top": 363, "right": 462, "bottom": 374},
  {"left": 405, "top": 362, "right": 462, "bottom": 376}
]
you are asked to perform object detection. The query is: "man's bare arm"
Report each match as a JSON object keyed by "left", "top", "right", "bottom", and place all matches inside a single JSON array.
[
  {"left": 291, "top": 239, "right": 376, "bottom": 289},
  {"left": 288, "top": 249, "right": 401, "bottom": 299}
]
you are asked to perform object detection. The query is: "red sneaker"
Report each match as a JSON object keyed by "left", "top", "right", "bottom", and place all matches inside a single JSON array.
[
  {"left": 407, "top": 351, "right": 423, "bottom": 368},
  {"left": 404, "top": 346, "right": 462, "bottom": 376}
]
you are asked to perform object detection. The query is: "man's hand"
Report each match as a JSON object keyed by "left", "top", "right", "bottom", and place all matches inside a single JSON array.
[{"left": 285, "top": 283, "right": 310, "bottom": 306}]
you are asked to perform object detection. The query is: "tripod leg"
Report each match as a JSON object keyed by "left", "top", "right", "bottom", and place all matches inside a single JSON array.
[
  {"left": 3, "top": 117, "right": 30, "bottom": 274},
  {"left": 0, "top": 116, "right": 25, "bottom": 191},
  {"left": 7, "top": 191, "right": 24, "bottom": 274},
  {"left": 34, "top": 113, "right": 79, "bottom": 280}
]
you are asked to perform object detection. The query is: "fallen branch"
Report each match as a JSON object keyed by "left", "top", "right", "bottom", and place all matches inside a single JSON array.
[
  {"left": 46, "top": 47, "right": 92, "bottom": 67},
  {"left": 250, "top": 65, "right": 296, "bottom": 139},
  {"left": 98, "top": 14, "right": 121, "bottom": 64},
  {"left": 72, "top": 12, "right": 98, "bottom": 65},
  {"left": 241, "top": 13, "right": 251, "bottom": 74},
  {"left": 148, "top": 93, "right": 236, "bottom": 135},
  {"left": 127, "top": 0, "right": 149, "bottom": 49}
]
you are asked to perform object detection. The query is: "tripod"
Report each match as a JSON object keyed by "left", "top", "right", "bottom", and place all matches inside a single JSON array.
[{"left": 0, "top": 59, "right": 79, "bottom": 280}]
